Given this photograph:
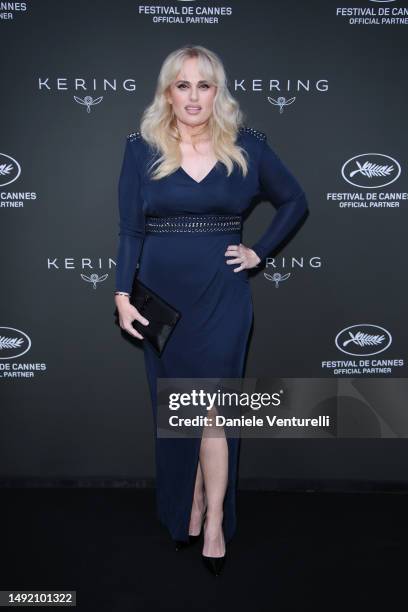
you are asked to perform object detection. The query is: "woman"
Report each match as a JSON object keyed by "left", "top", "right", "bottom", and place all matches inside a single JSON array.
[{"left": 114, "top": 45, "right": 309, "bottom": 576}]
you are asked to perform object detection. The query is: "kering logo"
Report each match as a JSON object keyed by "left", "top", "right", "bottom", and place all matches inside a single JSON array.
[
  {"left": 264, "top": 272, "right": 291, "bottom": 288},
  {"left": 47, "top": 257, "right": 114, "bottom": 289},
  {"left": 335, "top": 324, "right": 392, "bottom": 356},
  {"left": 38, "top": 78, "right": 136, "bottom": 111},
  {"left": 341, "top": 153, "right": 401, "bottom": 188},
  {"left": 268, "top": 96, "right": 296, "bottom": 114},
  {"left": 74, "top": 95, "right": 103, "bottom": 113},
  {"left": 235, "top": 79, "right": 328, "bottom": 94},
  {"left": 234, "top": 79, "right": 328, "bottom": 112},
  {"left": 0, "top": 327, "right": 31, "bottom": 360},
  {"left": 81, "top": 272, "right": 109, "bottom": 289},
  {"left": 38, "top": 77, "right": 136, "bottom": 91},
  {"left": 262, "top": 255, "right": 321, "bottom": 286},
  {"left": 265, "top": 256, "right": 322, "bottom": 269},
  {"left": 0, "top": 153, "right": 21, "bottom": 187}
]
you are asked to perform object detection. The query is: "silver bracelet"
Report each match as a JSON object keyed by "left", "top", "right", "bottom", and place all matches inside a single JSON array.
[{"left": 115, "top": 291, "right": 130, "bottom": 297}]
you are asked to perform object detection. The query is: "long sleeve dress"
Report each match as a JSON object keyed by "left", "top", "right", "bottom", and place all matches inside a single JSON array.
[{"left": 115, "top": 126, "right": 309, "bottom": 544}]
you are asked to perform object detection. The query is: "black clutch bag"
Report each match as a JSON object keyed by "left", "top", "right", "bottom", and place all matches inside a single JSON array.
[{"left": 128, "top": 276, "right": 181, "bottom": 357}]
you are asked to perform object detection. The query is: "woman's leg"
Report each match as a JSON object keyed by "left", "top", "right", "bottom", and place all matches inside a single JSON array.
[
  {"left": 198, "top": 406, "right": 228, "bottom": 557},
  {"left": 189, "top": 461, "right": 206, "bottom": 535}
]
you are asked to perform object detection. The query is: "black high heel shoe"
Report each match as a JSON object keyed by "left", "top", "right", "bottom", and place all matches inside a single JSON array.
[
  {"left": 201, "top": 552, "right": 227, "bottom": 576},
  {"left": 201, "top": 518, "right": 226, "bottom": 576},
  {"left": 174, "top": 506, "right": 207, "bottom": 551},
  {"left": 174, "top": 538, "right": 190, "bottom": 551}
]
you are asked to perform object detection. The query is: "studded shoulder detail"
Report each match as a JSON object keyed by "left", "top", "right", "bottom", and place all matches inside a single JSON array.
[
  {"left": 238, "top": 126, "right": 266, "bottom": 141},
  {"left": 127, "top": 131, "right": 142, "bottom": 142}
]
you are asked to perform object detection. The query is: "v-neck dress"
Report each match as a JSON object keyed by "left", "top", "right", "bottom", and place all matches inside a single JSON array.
[{"left": 115, "top": 126, "right": 309, "bottom": 544}]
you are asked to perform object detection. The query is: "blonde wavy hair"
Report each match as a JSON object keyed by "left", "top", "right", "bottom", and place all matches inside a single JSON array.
[{"left": 139, "top": 44, "right": 250, "bottom": 180}]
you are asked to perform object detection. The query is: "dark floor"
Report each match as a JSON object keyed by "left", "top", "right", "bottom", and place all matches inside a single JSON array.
[{"left": 1, "top": 488, "right": 406, "bottom": 611}]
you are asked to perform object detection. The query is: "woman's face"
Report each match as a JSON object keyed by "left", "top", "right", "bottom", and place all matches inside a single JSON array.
[{"left": 166, "top": 57, "right": 217, "bottom": 130}]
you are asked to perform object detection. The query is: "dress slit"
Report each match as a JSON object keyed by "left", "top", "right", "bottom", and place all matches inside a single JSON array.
[{"left": 115, "top": 127, "right": 307, "bottom": 544}]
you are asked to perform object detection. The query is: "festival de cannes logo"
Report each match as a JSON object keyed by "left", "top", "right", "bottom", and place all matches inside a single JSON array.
[
  {"left": 335, "top": 324, "right": 392, "bottom": 356},
  {"left": 335, "top": 2, "right": 403, "bottom": 26},
  {"left": 0, "top": 327, "right": 31, "bottom": 360},
  {"left": 341, "top": 153, "right": 401, "bottom": 188},
  {"left": 0, "top": 153, "right": 21, "bottom": 187}
]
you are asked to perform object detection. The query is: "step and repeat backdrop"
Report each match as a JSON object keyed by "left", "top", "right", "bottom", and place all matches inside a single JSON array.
[{"left": 1, "top": 0, "right": 408, "bottom": 485}]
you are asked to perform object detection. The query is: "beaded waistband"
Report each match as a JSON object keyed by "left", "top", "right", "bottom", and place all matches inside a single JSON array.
[{"left": 145, "top": 214, "right": 242, "bottom": 234}]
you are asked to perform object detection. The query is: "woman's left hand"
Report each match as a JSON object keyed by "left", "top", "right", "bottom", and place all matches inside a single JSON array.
[{"left": 225, "top": 243, "right": 261, "bottom": 272}]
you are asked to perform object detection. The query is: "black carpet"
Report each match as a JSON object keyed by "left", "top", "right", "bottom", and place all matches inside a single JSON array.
[{"left": 1, "top": 488, "right": 405, "bottom": 610}]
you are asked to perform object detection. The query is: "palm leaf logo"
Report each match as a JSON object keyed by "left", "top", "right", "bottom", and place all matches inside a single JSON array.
[
  {"left": 0, "top": 163, "right": 13, "bottom": 176},
  {"left": 350, "top": 161, "right": 394, "bottom": 178},
  {"left": 342, "top": 331, "right": 385, "bottom": 348},
  {"left": 341, "top": 154, "right": 400, "bottom": 188},
  {"left": 0, "top": 335, "right": 24, "bottom": 350},
  {"left": 336, "top": 324, "right": 391, "bottom": 356}
]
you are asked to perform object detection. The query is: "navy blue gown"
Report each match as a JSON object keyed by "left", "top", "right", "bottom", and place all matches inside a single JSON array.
[{"left": 115, "top": 126, "right": 308, "bottom": 543}]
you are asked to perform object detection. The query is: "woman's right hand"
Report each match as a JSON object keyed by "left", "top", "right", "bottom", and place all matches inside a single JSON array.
[{"left": 115, "top": 294, "right": 149, "bottom": 340}]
